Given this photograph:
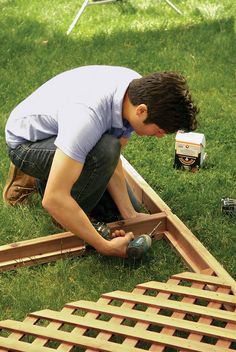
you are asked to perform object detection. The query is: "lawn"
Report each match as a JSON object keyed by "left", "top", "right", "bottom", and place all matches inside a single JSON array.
[{"left": 0, "top": 0, "right": 235, "bottom": 328}]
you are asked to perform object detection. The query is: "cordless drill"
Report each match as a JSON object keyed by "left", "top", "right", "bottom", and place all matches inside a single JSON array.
[{"left": 93, "top": 221, "right": 161, "bottom": 259}]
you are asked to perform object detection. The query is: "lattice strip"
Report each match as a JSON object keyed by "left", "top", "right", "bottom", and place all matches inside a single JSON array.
[{"left": 0, "top": 272, "right": 235, "bottom": 352}]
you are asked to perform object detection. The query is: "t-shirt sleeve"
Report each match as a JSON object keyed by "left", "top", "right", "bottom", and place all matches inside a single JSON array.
[{"left": 55, "top": 103, "right": 105, "bottom": 163}]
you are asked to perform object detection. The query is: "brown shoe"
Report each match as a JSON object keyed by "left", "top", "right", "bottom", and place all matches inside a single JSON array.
[{"left": 3, "top": 162, "right": 38, "bottom": 206}]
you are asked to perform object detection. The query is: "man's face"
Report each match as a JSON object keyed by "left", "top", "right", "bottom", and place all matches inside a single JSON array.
[
  {"left": 131, "top": 105, "right": 166, "bottom": 138},
  {"left": 134, "top": 122, "right": 166, "bottom": 138}
]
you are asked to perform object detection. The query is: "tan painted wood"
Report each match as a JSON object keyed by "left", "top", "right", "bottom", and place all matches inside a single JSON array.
[
  {"left": 98, "top": 282, "right": 179, "bottom": 352},
  {"left": 31, "top": 306, "right": 74, "bottom": 352},
  {"left": 0, "top": 232, "right": 84, "bottom": 261},
  {"left": 137, "top": 281, "right": 236, "bottom": 305},
  {"left": 3, "top": 288, "right": 148, "bottom": 352},
  {"left": 33, "top": 303, "right": 236, "bottom": 341},
  {"left": 68, "top": 295, "right": 120, "bottom": 352},
  {"left": 150, "top": 269, "right": 218, "bottom": 352},
  {"left": 172, "top": 272, "right": 233, "bottom": 288},
  {"left": 0, "top": 321, "right": 146, "bottom": 352},
  {"left": 4, "top": 316, "right": 38, "bottom": 349},
  {"left": 5, "top": 308, "right": 76, "bottom": 352},
  {"left": 0, "top": 245, "right": 86, "bottom": 272},
  {"left": 122, "top": 156, "right": 236, "bottom": 291},
  {"left": 151, "top": 279, "right": 205, "bottom": 352},
  {"left": 105, "top": 275, "right": 235, "bottom": 352},
  {"left": 1, "top": 272, "right": 235, "bottom": 352},
  {"left": 102, "top": 291, "right": 236, "bottom": 323},
  {"left": 179, "top": 287, "right": 235, "bottom": 352},
  {"left": 121, "top": 280, "right": 178, "bottom": 352},
  {"left": 0, "top": 319, "right": 233, "bottom": 352},
  {"left": 87, "top": 287, "right": 149, "bottom": 352},
  {"left": 7, "top": 307, "right": 78, "bottom": 352},
  {"left": 67, "top": 288, "right": 236, "bottom": 352},
  {"left": 166, "top": 214, "right": 236, "bottom": 294},
  {"left": 149, "top": 272, "right": 234, "bottom": 352},
  {"left": 0, "top": 336, "right": 56, "bottom": 352}
]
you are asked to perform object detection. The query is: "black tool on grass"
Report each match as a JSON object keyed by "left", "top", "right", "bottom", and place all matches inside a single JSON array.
[{"left": 221, "top": 198, "right": 236, "bottom": 215}]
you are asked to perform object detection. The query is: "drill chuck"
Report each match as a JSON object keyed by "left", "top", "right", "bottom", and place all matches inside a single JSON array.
[{"left": 92, "top": 222, "right": 111, "bottom": 240}]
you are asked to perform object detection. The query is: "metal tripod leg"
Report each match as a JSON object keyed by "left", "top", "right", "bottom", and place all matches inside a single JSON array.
[
  {"left": 164, "top": 0, "right": 183, "bottom": 15},
  {"left": 67, "top": 0, "right": 90, "bottom": 35},
  {"left": 67, "top": 0, "right": 119, "bottom": 35},
  {"left": 66, "top": 0, "right": 182, "bottom": 35}
]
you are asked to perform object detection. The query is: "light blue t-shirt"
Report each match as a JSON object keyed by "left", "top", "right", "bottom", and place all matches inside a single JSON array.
[{"left": 5, "top": 65, "right": 141, "bottom": 163}]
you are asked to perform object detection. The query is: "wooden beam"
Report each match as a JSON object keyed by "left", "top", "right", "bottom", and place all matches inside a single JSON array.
[
  {"left": 101, "top": 290, "right": 236, "bottom": 322},
  {"left": 0, "top": 155, "right": 235, "bottom": 296},
  {"left": 137, "top": 281, "right": 236, "bottom": 305},
  {"left": 165, "top": 213, "right": 236, "bottom": 294},
  {"left": 0, "top": 319, "right": 233, "bottom": 352},
  {"left": 30, "top": 308, "right": 236, "bottom": 342},
  {"left": 1, "top": 271, "right": 235, "bottom": 351},
  {"left": 122, "top": 156, "right": 236, "bottom": 293},
  {"left": 0, "top": 232, "right": 85, "bottom": 272},
  {"left": 0, "top": 213, "right": 166, "bottom": 272},
  {"left": 172, "top": 272, "right": 233, "bottom": 287}
]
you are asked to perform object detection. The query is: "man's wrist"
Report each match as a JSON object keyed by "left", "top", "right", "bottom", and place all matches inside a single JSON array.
[{"left": 96, "top": 238, "right": 113, "bottom": 255}]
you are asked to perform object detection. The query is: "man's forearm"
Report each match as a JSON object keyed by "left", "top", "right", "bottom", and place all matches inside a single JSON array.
[
  {"left": 42, "top": 192, "right": 133, "bottom": 257},
  {"left": 43, "top": 193, "right": 108, "bottom": 250}
]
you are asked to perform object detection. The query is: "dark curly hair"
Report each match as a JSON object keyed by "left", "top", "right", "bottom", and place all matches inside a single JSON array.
[{"left": 127, "top": 72, "right": 199, "bottom": 133}]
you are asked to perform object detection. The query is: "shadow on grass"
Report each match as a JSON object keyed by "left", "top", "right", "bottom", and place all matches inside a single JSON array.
[
  {"left": 0, "top": 16, "right": 235, "bottom": 336},
  {"left": 0, "top": 16, "right": 235, "bottom": 114},
  {"left": 0, "top": 20, "right": 235, "bottom": 153},
  {"left": 0, "top": 16, "right": 235, "bottom": 243},
  {"left": 0, "top": 15, "right": 235, "bottom": 159}
]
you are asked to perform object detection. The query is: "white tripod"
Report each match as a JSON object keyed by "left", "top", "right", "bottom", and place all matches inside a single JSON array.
[{"left": 67, "top": 0, "right": 182, "bottom": 35}]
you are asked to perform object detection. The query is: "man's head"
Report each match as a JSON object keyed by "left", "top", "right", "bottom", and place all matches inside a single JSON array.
[{"left": 127, "top": 72, "right": 199, "bottom": 134}]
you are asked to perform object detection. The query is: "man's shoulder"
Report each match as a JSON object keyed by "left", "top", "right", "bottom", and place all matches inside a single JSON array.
[{"left": 67, "top": 65, "right": 141, "bottom": 78}]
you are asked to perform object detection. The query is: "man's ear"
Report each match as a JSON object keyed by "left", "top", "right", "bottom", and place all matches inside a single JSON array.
[{"left": 136, "top": 104, "right": 148, "bottom": 117}]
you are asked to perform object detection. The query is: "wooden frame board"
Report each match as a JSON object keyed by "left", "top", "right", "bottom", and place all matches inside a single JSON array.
[
  {"left": 0, "top": 156, "right": 235, "bottom": 351},
  {"left": 0, "top": 156, "right": 235, "bottom": 294}
]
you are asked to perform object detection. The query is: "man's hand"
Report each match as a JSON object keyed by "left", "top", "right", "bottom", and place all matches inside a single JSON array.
[
  {"left": 111, "top": 229, "right": 126, "bottom": 238},
  {"left": 100, "top": 231, "right": 134, "bottom": 257}
]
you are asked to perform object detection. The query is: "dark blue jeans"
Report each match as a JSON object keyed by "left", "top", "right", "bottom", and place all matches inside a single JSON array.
[{"left": 8, "top": 134, "right": 141, "bottom": 222}]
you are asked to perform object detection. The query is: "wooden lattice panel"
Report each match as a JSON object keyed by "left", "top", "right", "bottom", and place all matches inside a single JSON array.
[{"left": 0, "top": 271, "right": 235, "bottom": 352}]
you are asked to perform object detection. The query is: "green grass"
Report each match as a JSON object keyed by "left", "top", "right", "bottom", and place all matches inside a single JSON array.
[{"left": 0, "top": 0, "right": 235, "bottom": 331}]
